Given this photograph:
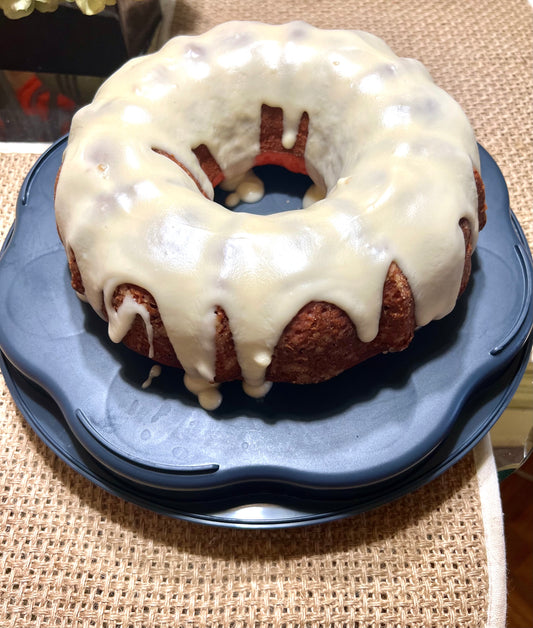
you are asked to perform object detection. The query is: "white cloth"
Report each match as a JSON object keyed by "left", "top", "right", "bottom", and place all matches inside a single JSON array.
[{"left": 474, "top": 435, "right": 507, "bottom": 628}]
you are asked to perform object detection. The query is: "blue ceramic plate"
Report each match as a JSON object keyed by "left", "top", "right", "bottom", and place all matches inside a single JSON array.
[
  {"left": 1, "top": 338, "right": 530, "bottom": 527},
  {"left": 0, "top": 138, "right": 532, "bottom": 505}
]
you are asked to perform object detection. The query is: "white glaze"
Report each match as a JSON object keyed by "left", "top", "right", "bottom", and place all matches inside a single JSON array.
[
  {"left": 302, "top": 183, "right": 326, "bottom": 209},
  {"left": 108, "top": 292, "right": 154, "bottom": 358},
  {"left": 55, "top": 21, "right": 481, "bottom": 405},
  {"left": 183, "top": 374, "right": 222, "bottom": 410},
  {"left": 222, "top": 170, "right": 265, "bottom": 207},
  {"left": 141, "top": 364, "right": 162, "bottom": 389}
]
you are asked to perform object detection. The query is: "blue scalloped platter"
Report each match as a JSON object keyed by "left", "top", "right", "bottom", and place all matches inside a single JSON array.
[{"left": 0, "top": 138, "right": 532, "bottom": 526}]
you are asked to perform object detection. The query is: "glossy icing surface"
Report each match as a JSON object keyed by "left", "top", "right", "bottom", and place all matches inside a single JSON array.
[{"left": 55, "top": 21, "right": 481, "bottom": 406}]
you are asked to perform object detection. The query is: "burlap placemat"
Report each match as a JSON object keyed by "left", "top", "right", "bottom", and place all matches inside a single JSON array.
[{"left": 1, "top": 0, "right": 531, "bottom": 626}]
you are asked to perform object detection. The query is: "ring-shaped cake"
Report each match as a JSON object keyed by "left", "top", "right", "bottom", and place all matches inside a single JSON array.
[{"left": 55, "top": 21, "right": 486, "bottom": 409}]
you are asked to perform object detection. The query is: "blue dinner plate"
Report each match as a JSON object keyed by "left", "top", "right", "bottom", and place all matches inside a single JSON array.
[
  {"left": 1, "top": 338, "right": 530, "bottom": 528},
  {"left": 0, "top": 138, "right": 531, "bottom": 526}
]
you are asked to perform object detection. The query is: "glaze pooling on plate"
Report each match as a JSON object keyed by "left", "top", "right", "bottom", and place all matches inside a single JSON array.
[{"left": 54, "top": 21, "right": 481, "bottom": 405}]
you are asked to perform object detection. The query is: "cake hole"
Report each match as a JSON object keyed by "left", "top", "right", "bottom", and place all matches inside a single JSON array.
[{"left": 214, "top": 165, "right": 321, "bottom": 215}]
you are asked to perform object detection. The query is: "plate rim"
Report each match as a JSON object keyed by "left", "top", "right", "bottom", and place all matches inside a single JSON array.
[{"left": 0, "top": 138, "right": 532, "bottom": 499}]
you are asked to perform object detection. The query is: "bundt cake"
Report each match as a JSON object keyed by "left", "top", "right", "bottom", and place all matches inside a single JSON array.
[{"left": 54, "top": 21, "right": 487, "bottom": 409}]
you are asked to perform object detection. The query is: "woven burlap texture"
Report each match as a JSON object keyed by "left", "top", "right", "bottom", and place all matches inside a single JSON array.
[
  {"left": 0, "top": 316, "right": 487, "bottom": 628},
  {"left": 2, "top": 0, "right": 532, "bottom": 625}
]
